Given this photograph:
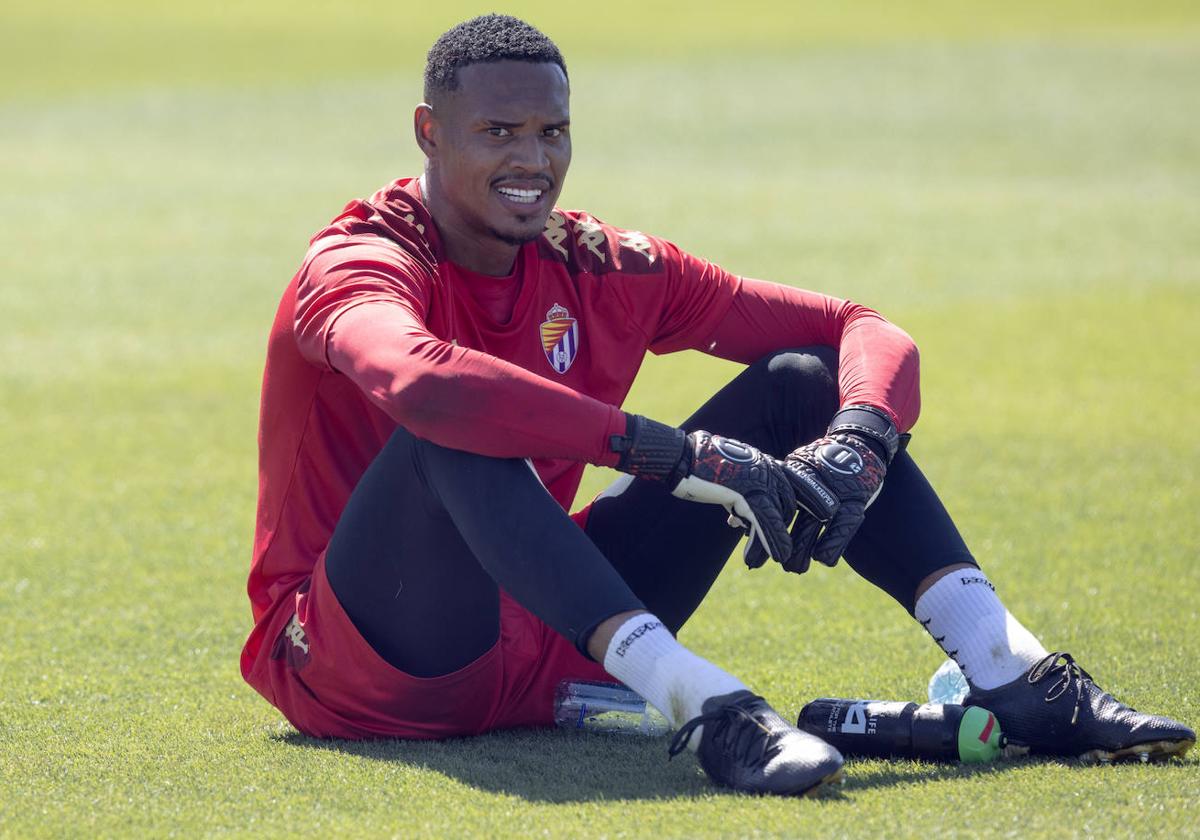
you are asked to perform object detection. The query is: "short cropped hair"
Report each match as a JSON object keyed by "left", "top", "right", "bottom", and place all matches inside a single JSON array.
[{"left": 423, "top": 14, "right": 568, "bottom": 103}]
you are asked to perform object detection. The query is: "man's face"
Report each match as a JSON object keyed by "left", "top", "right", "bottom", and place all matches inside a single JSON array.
[{"left": 417, "top": 60, "right": 571, "bottom": 271}]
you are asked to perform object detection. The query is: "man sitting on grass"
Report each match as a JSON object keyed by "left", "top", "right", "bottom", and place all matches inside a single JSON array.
[{"left": 241, "top": 14, "right": 1193, "bottom": 796}]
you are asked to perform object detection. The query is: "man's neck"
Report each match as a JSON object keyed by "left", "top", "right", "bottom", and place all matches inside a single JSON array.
[{"left": 419, "top": 174, "right": 520, "bottom": 276}]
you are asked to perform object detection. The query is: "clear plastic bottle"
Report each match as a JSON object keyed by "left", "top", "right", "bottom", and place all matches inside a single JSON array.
[
  {"left": 927, "top": 658, "right": 970, "bottom": 704},
  {"left": 553, "top": 680, "right": 670, "bottom": 736}
]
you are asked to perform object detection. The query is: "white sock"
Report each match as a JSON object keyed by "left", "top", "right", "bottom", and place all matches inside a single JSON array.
[
  {"left": 913, "top": 569, "right": 1049, "bottom": 690},
  {"left": 602, "top": 613, "right": 747, "bottom": 748}
]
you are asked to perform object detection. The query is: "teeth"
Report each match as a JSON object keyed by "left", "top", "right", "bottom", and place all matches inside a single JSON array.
[{"left": 497, "top": 186, "right": 542, "bottom": 204}]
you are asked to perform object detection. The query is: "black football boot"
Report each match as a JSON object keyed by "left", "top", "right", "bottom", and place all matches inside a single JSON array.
[
  {"left": 668, "top": 690, "right": 844, "bottom": 795},
  {"left": 964, "top": 652, "right": 1195, "bottom": 762}
]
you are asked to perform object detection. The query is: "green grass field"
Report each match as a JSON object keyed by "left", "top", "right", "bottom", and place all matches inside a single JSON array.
[{"left": 2, "top": 2, "right": 1198, "bottom": 837}]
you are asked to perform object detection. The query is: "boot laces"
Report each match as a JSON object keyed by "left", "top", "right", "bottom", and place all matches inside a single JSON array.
[
  {"left": 1027, "top": 652, "right": 1094, "bottom": 725},
  {"left": 667, "top": 700, "right": 777, "bottom": 769}
]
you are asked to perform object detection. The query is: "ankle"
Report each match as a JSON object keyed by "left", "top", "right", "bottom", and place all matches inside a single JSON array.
[
  {"left": 914, "top": 568, "right": 1048, "bottom": 690},
  {"left": 601, "top": 614, "right": 747, "bottom": 731}
]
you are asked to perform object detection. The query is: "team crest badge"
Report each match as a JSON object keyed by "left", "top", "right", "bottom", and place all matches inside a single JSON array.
[{"left": 540, "top": 303, "right": 579, "bottom": 374}]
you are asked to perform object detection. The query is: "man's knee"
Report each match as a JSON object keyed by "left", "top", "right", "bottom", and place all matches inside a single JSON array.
[
  {"left": 754, "top": 347, "right": 840, "bottom": 417},
  {"left": 385, "top": 423, "right": 525, "bottom": 478},
  {"left": 382, "top": 424, "right": 546, "bottom": 517}
]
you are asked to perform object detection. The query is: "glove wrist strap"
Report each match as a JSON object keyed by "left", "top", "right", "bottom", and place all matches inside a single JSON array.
[
  {"left": 829, "top": 404, "right": 901, "bottom": 463},
  {"left": 610, "top": 414, "right": 688, "bottom": 484}
]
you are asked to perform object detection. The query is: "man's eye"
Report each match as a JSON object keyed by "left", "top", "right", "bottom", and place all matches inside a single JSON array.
[
  {"left": 544, "top": 127, "right": 564, "bottom": 138},
  {"left": 487, "top": 127, "right": 511, "bottom": 137}
]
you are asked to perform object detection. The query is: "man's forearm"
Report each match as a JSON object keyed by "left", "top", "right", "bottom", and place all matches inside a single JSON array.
[
  {"left": 327, "top": 301, "right": 628, "bottom": 466},
  {"left": 698, "top": 276, "right": 920, "bottom": 433}
]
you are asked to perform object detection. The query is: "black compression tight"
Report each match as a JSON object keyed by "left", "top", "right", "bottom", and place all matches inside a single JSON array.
[{"left": 324, "top": 348, "right": 977, "bottom": 678}]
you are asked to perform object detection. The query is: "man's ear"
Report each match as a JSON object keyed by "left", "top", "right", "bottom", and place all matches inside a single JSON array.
[{"left": 414, "top": 104, "right": 438, "bottom": 156}]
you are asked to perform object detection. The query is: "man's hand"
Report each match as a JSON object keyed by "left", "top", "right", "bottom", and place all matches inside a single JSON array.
[
  {"left": 611, "top": 416, "right": 797, "bottom": 565},
  {"left": 673, "top": 431, "right": 798, "bottom": 565},
  {"left": 744, "top": 433, "right": 887, "bottom": 574}
]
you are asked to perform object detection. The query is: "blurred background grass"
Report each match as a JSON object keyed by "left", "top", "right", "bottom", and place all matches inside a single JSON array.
[
  {"left": 1, "top": 2, "right": 1198, "bottom": 837},
  {"left": 4, "top": 1, "right": 1198, "bottom": 99}
]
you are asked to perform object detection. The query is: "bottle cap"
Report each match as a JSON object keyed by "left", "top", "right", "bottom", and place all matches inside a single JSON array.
[{"left": 957, "top": 706, "right": 1003, "bottom": 763}]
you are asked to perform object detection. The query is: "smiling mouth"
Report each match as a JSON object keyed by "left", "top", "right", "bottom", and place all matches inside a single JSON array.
[{"left": 495, "top": 186, "right": 545, "bottom": 205}]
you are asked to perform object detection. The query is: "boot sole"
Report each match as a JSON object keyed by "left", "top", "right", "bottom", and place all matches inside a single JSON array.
[
  {"left": 1077, "top": 737, "right": 1195, "bottom": 764},
  {"left": 729, "top": 765, "right": 845, "bottom": 797},
  {"left": 801, "top": 765, "right": 845, "bottom": 797}
]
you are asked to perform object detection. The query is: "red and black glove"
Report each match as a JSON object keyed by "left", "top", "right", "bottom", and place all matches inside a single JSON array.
[
  {"left": 744, "top": 405, "right": 898, "bottom": 574},
  {"left": 611, "top": 415, "right": 798, "bottom": 565}
]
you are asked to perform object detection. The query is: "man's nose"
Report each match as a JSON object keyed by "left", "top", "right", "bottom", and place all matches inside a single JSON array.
[{"left": 508, "top": 134, "right": 551, "bottom": 172}]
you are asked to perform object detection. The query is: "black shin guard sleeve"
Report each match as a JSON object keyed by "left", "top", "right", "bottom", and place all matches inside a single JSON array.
[
  {"left": 432, "top": 453, "right": 647, "bottom": 654},
  {"left": 842, "top": 450, "right": 978, "bottom": 614}
]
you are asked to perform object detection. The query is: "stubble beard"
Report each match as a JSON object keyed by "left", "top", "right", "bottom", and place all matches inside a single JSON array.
[
  {"left": 488, "top": 213, "right": 549, "bottom": 247},
  {"left": 490, "top": 228, "right": 542, "bottom": 247}
]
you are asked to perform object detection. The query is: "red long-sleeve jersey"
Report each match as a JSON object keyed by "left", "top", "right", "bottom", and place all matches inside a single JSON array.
[{"left": 241, "top": 177, "right": 919, "bottom": 680}]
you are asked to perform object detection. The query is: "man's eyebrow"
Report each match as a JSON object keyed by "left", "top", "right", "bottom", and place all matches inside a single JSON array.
[{"left": 480, "top": 118, "right": 571, "bottom": 128}]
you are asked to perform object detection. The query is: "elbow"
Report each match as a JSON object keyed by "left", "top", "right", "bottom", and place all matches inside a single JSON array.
[{"left": 377, "top": 367, "right": 455, "bottom": 435}]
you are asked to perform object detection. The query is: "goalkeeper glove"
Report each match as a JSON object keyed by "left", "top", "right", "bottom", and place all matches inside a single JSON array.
[
  {"left": 610, "top": 415, "right": 797, "bottom": 565},
  {"left": 744, "top": 405, "right": 898, "bottom": 574}
]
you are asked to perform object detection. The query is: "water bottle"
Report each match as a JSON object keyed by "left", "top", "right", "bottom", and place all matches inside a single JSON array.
[
  {"left": 797, "top": 697, "right": 1003, "bottom": 763},
  {"left": 927, "top": 658, "right": 970, "bottom": 704},
  {"left": 553, "top": 680, "right": 670, "bottom": 736}
]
